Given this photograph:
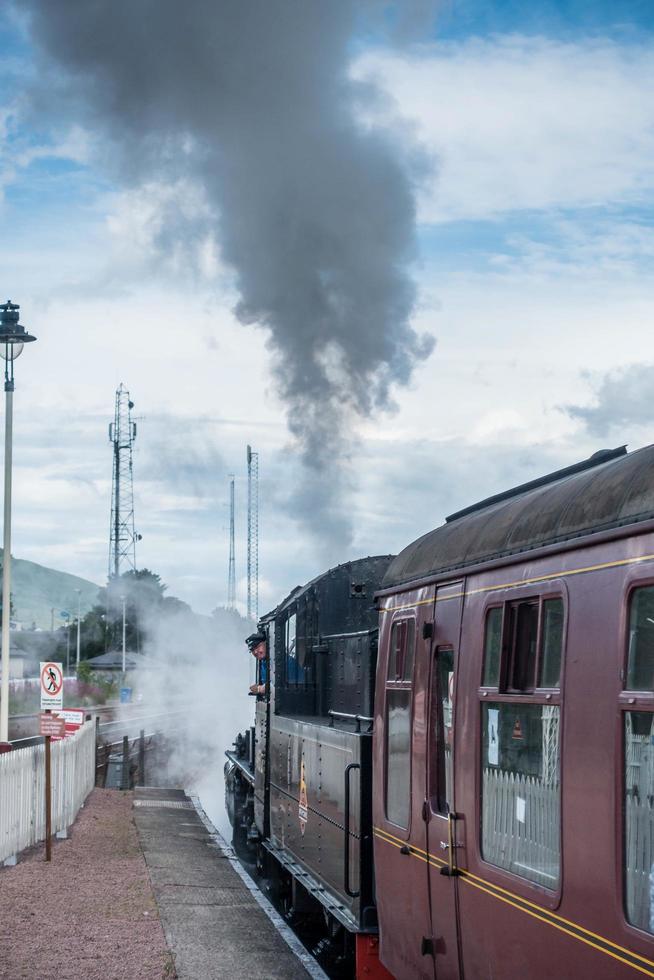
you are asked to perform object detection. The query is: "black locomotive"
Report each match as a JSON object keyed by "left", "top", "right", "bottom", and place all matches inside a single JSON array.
[{"left": 225, "top": 555, "right": 393, "bottom": 973}]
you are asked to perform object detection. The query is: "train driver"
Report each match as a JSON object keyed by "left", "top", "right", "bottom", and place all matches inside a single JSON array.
[{"left": 247, "top": 631, "right": 267, "bottom": 696}]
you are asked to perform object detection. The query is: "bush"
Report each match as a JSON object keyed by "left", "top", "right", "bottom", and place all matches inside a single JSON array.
[{"left": 73, "top": 665, "right": 118, "bottom": 705}]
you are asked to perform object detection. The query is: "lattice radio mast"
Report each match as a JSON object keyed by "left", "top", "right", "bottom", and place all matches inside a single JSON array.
[
  {"left": 108, "top": 384, "right": 139, "bottom": 579},
  {"left": 246, "top": 445, "right": 259, "bottom": 621},
  {"left": 227, "top": 474, "right": 236, "bottom": 609}
]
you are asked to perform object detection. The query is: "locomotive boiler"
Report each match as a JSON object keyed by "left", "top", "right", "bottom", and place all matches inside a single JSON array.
[{"left": 226, "top": 443, "right": 654, "bottom": 979}]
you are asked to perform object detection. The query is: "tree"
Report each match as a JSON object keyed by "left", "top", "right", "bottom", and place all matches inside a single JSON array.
[
  {"left": 78, "top": 605, "right": 109, "bottom": 661},
  {"left": 101, "top": 568, "right": 169, "bottom": 654}
]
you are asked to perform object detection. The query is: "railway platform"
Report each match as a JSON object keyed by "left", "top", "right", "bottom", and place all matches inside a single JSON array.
[
  {"left": 0, "top": 783, "right": 325, "bottom": 980},
  {"left": 133, "top": 785, "right": 323, "bottom": 980}
]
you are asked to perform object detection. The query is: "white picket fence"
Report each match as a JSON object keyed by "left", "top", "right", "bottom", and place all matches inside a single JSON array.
[
  {"left": 0, "top": 722, "right": 95, "bottom": 864},
  {"left": 482, "top": 768, "right": 560, "bottom": 888}
]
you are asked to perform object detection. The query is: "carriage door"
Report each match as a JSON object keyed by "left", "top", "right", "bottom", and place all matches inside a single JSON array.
[
  {"left": 374, "top": 589, "right": 436, "bottom": 980},
  {"left": 425, "top": 582, "right": 464, "bottom": 980}
]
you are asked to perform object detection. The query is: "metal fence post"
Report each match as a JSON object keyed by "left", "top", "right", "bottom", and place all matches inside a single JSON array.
[
  {"left": 121, "top": 735, "right": 129, "bottom": 791},
  {"left": 139, "top": 729, "right": 145, "bottom": 787}
]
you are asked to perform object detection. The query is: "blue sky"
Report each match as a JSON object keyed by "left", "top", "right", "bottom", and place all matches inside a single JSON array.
[
  {"left": 1, "top": 3, "right": 653, "bottom": 618},
  {"left": 435, "top": 0, "right": 654, "bottom": 38}
]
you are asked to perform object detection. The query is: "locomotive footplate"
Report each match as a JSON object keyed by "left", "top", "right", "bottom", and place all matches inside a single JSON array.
[
  {"left": 263, "top": 839, "right": 374, "bottom": 935},
  {"left": 225, "top": 749, "right": 255, "bottom": 785}
]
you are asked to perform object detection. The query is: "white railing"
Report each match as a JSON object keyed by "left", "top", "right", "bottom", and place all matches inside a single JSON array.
[{"left": 0, "top": 722, "right": 95, "bottom": 864}]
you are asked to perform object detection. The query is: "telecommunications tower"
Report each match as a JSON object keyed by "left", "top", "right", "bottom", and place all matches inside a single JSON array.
[
  {"left": 246, "top": 445, "right": 259, "bottom": 620},
  {"left": 227, "top": 474, "right": 236, "bottom": 609},
  {"left": 108, "top": 384, "right": 139, "bottom": 579}
]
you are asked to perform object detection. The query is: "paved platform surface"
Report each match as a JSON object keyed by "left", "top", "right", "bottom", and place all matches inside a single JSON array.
[
  {"left": 0, "top": 789, "right": 172, "bottom": 980},
  {"left": 134, "top": 786, "right": 314, "bottom": 980}
]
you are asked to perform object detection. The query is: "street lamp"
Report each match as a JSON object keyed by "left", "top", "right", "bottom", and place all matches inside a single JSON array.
[
  {"left": 75, "top": 588, "right": 81, "bottom": 669},
  {"left": 0, "top": 301, "right": 37, "bottom": 746},
  {"left": 120, "top": 595, "right": 127, "bottom": 675}
]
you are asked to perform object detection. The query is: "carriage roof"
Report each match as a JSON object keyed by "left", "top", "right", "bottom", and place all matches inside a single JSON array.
[{"left": 383, "top": 443, "right": 654, "bottom": 589}]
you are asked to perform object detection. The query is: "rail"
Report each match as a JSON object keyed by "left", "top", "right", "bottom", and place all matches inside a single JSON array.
[
  {"left": 328, "top": 710, "right": 373, "bottom": 733},
  {"left": 9, "top": 707, "right": 186, "bottom": 751},
  {"left": 98, "top": 708, "right": 188, "bottom": 735},
  {"left": 94, "top": 711, "right": 187, "bottom": 788}
]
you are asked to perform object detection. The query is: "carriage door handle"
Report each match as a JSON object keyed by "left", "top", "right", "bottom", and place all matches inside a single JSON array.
[{"left": 439, "top": 812, "right": 461, "bottom": 877}]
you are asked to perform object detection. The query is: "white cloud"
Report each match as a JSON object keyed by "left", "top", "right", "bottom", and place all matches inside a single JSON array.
[
  {"left": 1, "top": 27, "right": 653, "bottom": 620},
  {"left": 355, "top": 35, "right": 654, "bottom": 221},
  {"left": 79, "top": 177, "right": 233, "bottom": 293}
]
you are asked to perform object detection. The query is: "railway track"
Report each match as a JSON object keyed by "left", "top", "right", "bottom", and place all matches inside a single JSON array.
[{"left": 8, "top": 706, "right": 190, "bottom": 750}]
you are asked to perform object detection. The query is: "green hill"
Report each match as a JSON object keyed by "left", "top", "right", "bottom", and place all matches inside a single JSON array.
[{"left": 0, "top": 551, "right": 100, "bottom": 630}]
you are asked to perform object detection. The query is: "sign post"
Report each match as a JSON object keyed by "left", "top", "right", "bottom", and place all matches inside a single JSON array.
[
  {"left": 40, "top": 662, "right": 63, "bottom": 862},
  {"left": 45, "top": 712, "right": 52, "bottom": 862}
]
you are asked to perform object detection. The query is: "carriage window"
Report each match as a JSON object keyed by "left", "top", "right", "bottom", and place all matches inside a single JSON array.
[
  {"left": 624, "top": 711, "right": 654, "bottom": 932},
  {"left": 483, "top": 595, "right": 564, "bottom": 693},
  {"left": 385, "top": 618, "right": 414, "bottom": 829},
  {"left": 481, "top": 702, "right": 561, "bottom": 888},
  {"left": 483, "top": 607, "right": 503, "bottom": 686},
  {"left": 481, "top": 591, "right": 564, "bottom": 888},
  {"left": 386, "top": 689, "right": 411, "bottom": 828},
  {"left": 539, "top": 599, "right": 564, "bottom": 688},
  {"left": 387, "top": 620, "right": 415, "bottom": 681},
  {"left": 432, "top": 648, "right": 454, "bottom": 815},
  {"left": 627, "top": 587, "right": 654, "bottom": 691}
]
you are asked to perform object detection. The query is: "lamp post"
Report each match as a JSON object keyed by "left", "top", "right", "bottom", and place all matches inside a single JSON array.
[
  {"left": 120, "top": 595, "right": 126, "bottom": 675},
  {"left": 0, "top": 301, "right": 37, "bottom": 746},
  {"left": 75, "top": 588, "right": 81, "bottom": 669}
]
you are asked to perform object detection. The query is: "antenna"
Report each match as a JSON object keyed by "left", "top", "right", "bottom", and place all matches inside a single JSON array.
[
  {"left": 227, "top": 474, "right": 236, "bottom": 609},
  {"left": 246, "top": 445, "right": 259, "bottom": 621},
  {"left": 108, "top": 384, "right": 140, "bottom": 579}
]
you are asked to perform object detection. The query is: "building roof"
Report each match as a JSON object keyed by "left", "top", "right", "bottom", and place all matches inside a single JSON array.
[
  {"left": 83, "top": 650, "right": 153, "bottom": 671},
  {"left": 383, "top": 444, "right": 654, "bottom": 589}
]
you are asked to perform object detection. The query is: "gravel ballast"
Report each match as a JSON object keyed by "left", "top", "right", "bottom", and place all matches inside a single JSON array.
[{"left": 0, "top": 788, "right": 174, "bottom": 980}]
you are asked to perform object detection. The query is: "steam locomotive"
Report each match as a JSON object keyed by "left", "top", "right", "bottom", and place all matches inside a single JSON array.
[{"left": 225, "top": 443, "right": 654, "bottom": 979}]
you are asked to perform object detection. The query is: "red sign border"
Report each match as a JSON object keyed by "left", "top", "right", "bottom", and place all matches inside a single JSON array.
[{"left": 40, "top": 662, "right": 63, "bottom": 698}]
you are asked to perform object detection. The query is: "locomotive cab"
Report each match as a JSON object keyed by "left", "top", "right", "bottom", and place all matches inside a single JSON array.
[{"left": 227, "top": 555, "right": 394, "bottom": 973}]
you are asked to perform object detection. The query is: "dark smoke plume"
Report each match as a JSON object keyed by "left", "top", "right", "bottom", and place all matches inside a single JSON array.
[{"left": 22, "top": 1, "right": 436, "bottom": 558}]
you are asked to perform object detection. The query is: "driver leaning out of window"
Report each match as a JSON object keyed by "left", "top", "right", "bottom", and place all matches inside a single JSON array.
[{"left": 246, "top": 632, "right": 267, "bottom": 696}]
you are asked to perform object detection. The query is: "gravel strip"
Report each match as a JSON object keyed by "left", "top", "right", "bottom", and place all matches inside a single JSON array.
[{"left": 0, "top": 788, "right": 174, "bottom": 980}]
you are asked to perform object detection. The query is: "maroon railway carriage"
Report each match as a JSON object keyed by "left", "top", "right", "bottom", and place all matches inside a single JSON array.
[{"left": 373, "top": 443, "right": 654, "bottom": 979}]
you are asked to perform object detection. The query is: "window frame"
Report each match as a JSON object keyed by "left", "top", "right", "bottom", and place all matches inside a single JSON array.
[
  {"left": 477, "top": 582, "right": 567, "bottom": 900},
  {"left": 428, "top": 644, "right": 455, "bottom": 817},
  {"left": 284, "top": 609, "right": 299, "bottom": 686},
  {"left": 383, "top": 612, "right": 416, "bottom": 832},
  {"left": 480, "top": 587, "right": 567, "bottom": 701},
  {"left": 622, "top": 578, "right": 654, "bottom": 697}
]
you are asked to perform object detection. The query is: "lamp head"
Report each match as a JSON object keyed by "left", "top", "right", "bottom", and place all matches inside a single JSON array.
[{"left": 0, "top": 301, "right": 37, "bottom": 361}]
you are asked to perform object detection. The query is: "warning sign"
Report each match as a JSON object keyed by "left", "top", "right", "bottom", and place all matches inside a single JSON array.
[
  {"left": 52, "top": 708, "right": 84, "bottom": 741},
  {"left": 40, "top": 662, "right": 63, "bottom": 711},
  {"left": 39, "top": 713, "right": 66, "bottom": 738},
  {"left": 298, "top": 758, "right": 308, "bottom": 836}
]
